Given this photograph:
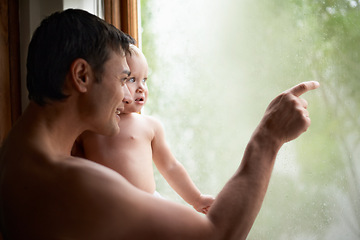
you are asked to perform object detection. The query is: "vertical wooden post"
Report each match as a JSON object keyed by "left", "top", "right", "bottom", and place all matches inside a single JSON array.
[
  {"left": 104, "top": 0, "right": 139, "bottom": 46},
  {"left": 0, "top": 0, "right": 21, "bottom": 145}
]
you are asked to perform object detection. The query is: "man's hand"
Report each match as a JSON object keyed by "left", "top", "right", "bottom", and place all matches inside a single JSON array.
[{"left": 258, "top": 81, "right": 320, "bottom": 145}]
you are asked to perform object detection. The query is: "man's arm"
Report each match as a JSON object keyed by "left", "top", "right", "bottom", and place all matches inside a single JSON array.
[
  {"left": 149, "top": 116, "right": 214, "bottom": 213},
  {"left": 207, "top": 81, "right": 320, "bottom": 239},
  {"left": 72, "top": 81, "right": 318, "bottom": 240}
]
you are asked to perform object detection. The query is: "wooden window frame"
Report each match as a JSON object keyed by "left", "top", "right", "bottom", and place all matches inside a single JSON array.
[
  {"left": 104, "top": 0, "right": 139, "bottom": 46},
  {"left": 0, "top": 0, "right": 21, "bottom": 145}
]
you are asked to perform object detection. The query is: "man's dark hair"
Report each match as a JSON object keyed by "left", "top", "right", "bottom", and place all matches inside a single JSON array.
[{"left": 26, "top": 8, "right": 135, "bottom": 105}]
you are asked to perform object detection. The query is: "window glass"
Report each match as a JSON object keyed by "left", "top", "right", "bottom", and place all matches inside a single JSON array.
[
  {"left": 63, "top": 0, "right": 103, "bottom": 18},
  {"left": 141, "top": 0, "right": 360, "bottom": 239}
]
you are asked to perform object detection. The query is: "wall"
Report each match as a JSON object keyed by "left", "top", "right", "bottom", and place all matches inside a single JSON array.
[
  {"left": 19, "top": 0, "right": 63, "bottom": 109},
  {"left": 18, "top": 0, "right": 101, "bottom": 110}
]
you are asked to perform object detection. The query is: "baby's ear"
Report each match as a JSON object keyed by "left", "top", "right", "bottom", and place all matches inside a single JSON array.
[{"left": 69, "top": 58, "right": 92, "bottom": 93}]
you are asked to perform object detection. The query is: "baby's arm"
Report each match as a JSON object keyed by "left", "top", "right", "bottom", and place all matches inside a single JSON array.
[{"left": 148, "top": 116, "right": 215, "bottom": 214}]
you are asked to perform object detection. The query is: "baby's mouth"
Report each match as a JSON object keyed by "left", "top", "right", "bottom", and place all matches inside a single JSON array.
[{"left": 135, "top": 97, "right": 144, "bottom": 103}]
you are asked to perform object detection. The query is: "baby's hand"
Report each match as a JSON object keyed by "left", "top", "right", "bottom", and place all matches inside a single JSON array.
[{"left": 193, "top": 194, "right": 215, "bottom": 214}]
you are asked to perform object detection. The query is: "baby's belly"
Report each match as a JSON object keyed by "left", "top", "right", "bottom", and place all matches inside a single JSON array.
[
  {"left": 102, "top": 154, "right": 156, "bottom": 194},
  {"left": 121, "top": 161, "right": 156, "bottom": 193}
]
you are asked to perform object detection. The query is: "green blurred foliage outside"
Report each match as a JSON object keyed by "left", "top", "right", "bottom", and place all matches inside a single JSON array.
[{"left": 140, "top": 0, "right": 360, "bottom": 239}]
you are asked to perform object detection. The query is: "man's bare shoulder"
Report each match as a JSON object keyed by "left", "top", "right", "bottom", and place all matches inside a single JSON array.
[
  {"left": 57, "top": 155, "right": 125, "bottom": 179},
  {"left": 1, "top": 153, "right": 147, "bottom": 239},
  {"left": 2, "top": 152, "right": 130, "bottom": 203}
]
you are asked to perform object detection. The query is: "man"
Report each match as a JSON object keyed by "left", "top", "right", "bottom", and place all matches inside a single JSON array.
[{"left": 0, "top": 9, "right": 319, "bottom": 240}]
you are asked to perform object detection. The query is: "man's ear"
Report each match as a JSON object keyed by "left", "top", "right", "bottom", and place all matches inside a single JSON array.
[{"left": 69, "top": 58, "right": 92, "bottom": 93}]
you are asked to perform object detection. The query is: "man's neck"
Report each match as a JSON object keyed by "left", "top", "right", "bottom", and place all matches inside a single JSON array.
[{"left": 22, "top": 102, "right": 85, "bottom": 156}]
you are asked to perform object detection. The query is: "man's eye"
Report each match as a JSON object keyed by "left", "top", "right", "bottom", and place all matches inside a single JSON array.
[{"left": 120, "top": 78, "right": 128, "bottom": 86}]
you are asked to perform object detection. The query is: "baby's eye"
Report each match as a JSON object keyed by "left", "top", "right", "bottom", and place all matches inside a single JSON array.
[
  {"left": 142, "top": 78, "right": 147, "bottom": 83},
  {"left": 128, "top": 77, "right": 135, "bottom": 83}
]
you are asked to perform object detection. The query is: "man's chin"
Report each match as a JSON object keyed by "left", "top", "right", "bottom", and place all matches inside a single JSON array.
[
  {"left": 110, "top": 126, "right": 121, "bottom": 136},
  {"left": 101, "top": 124, "right": 120, "bottom": 137}
]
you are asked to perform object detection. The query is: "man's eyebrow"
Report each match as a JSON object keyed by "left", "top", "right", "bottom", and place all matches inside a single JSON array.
[{"left": 123, "top": 70, "right": 131, "bottom": 76}]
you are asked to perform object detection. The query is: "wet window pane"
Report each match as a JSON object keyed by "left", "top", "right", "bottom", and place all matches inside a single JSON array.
[{"left": 141, "top": 0, "right": 360, "bottom": 239}]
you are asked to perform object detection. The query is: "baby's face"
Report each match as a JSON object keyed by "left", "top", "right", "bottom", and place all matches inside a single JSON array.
[{"left": 123, "top": 53, "right": 149, "bottom": 113}]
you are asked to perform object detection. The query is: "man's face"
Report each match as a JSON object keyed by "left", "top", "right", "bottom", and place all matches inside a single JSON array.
[
  {"left": 88, "top": 51, "right": 130, "bottom": 135},
  {"left": 123, "top": 53, "right": 149, "bottom": 113}
]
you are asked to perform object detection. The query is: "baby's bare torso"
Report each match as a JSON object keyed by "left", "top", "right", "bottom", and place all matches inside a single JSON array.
[{"left": 81, "top": 113, "right": 157, "bottom": 193}]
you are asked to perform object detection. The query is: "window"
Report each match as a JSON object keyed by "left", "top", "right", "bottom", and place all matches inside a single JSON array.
[{"left": 141, "top": 0, "right": 360, "bottom": 239}]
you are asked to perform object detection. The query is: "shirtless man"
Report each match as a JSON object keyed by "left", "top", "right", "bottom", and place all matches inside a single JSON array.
[
  {"left": 75, "top": 45, "right": 214, "bottom": 214},
  {"left": 0, "top": 8, "right": 319, "bottom": 240}
]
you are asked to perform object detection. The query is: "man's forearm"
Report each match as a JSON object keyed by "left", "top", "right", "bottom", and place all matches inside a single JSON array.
[{"left": 207, "top": 130, "right": 282, "bottom": 240}]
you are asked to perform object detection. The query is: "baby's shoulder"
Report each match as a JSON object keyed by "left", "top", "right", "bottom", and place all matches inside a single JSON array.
[
  {"left": 141, "top": 114, "right": 163, "bottom": 128},
  {"left": 135, "top": 115, "right": 166, "bottom": 137}
]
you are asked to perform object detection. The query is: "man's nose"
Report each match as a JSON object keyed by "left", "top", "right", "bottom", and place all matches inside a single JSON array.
[{"left": 123, "top": 84, "right": 133, "bottom": 104}]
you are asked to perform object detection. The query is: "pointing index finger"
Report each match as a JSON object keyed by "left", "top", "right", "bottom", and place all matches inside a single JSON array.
[{"left": 288, "top": 81, "right": 320, "bottom": 97}]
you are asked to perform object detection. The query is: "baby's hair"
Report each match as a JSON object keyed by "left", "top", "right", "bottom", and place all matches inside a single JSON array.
[{"left": 128, "top": 44, "right": 143, "bottom": 57}]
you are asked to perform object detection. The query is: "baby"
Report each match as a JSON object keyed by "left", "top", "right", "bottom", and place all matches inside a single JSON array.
[{"left": 76, "top": 44, "right": 214, "bottom": 214}]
